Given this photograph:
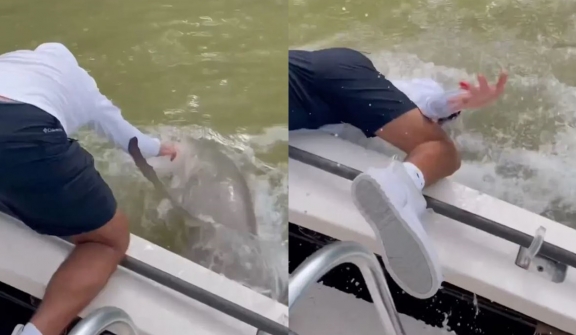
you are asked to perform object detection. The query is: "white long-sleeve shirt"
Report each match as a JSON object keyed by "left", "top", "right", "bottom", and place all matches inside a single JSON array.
[
  {"left": 0, "top": 42, "right": 161, "bottom": 158},
  {"left": 391, "top": 78, "right": 461, "bottom": 121}
]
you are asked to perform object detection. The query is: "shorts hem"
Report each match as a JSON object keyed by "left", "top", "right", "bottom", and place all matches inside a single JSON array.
[
  {"left": 27, "top": 202, "right": 117, "bottom": 238},
  {"left": 361, "top": 103, "right": 418, "bottom": 138}
]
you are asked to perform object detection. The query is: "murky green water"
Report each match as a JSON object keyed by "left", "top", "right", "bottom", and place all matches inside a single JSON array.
[
  {"left": 290, "top": 0, "right": 576, "bottom": 227},
  {"left": 1, "top": 0, "right": 288, "bottom": 299}
]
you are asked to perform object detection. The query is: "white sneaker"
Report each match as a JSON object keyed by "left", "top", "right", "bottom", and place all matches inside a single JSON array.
[
  {"left": 11, "top": 324, "right": 24, "bottom": 335},
  {"left": 351, "top": 161, "right": 443, "bottom": 299}
]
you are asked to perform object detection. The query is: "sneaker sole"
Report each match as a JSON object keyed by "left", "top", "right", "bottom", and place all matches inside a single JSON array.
[{"left": 351, "top": 172, "right": 443, "bottom": 299}]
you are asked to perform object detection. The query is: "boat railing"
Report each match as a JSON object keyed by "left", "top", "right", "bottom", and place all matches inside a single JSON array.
[
  {"left": 79, "top": 138, "right": 288, "bottom": 335},
  {"left": 68, "top": 306, "right": 138, "bottom": 335},
  {"left": 55, "top": 236, "right": 290, "bottom": 335},
  {"left": 286, "top": 240, "right": 406, "bottom": 335},
  {"left": 288, "top": 145, "right": 576, "bottom": 270}
]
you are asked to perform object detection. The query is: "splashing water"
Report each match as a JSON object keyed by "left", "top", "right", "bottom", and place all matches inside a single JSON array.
[
  {"left": 292, "top": 0, "right": 576, "bottom": 228},
  {"left": 79, "top": 124, "right": 288, "bottom": 302}
]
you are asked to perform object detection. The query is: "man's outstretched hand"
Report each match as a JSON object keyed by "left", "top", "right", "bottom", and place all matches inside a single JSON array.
[
  {"left": 449, "top": 70, "right": 508, "bottom": 112},
  {"left": 159, "top": 142, "right": 178, "bottom": 161}
]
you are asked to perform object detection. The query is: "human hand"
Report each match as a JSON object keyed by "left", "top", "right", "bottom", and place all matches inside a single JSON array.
[
  {"left": 159, "top": 142, "right": 178, "bottom": 161},
  {"left": 448, "top": 71, "right": 508, "bottom": 111}
]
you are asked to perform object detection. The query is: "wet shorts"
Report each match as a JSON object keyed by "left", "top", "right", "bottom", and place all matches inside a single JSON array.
[
  {"left": 288, "top": 48, "right": 418, "bottom": 137},
  {"left": 0, "top": 103, "right": 117, "bottom": 237}
]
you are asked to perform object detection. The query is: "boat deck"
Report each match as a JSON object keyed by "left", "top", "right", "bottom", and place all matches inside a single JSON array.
[
  {"left": 291, "top": 282, "right": 456, "bottom": 335},
  {"left": 289, "top": 224, "right": 538, "bottom": 335}
]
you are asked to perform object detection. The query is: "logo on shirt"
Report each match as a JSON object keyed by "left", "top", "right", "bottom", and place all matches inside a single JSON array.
[{"left": 43, "top": 127, "right": 64, "bottom": 134}]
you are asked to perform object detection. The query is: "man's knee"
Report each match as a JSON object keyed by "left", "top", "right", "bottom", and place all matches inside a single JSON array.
[
  {"left": 440, "top": 138, "right": 461, "bottom": 174},
  {"left": 107, "top": 211, "right": 130, "bottom": 255},
  {"left": 72, "top": 210, "right": 130, "bottom": 256},
  {"left": 377, "top": 108, "right": 461, "bottom": 171}
]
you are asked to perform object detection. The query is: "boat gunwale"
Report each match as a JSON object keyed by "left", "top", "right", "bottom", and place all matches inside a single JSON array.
[
  {"left": 288, "top": 131, "right": 576, "bottom": 334},
  {"left": 0, "top": 212, "right": 288, "bottom": 335}
]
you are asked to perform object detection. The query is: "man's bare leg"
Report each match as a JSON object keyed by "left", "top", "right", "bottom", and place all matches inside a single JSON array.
[
  {"left": 350, "top": 108, "right": 460, "bottom": 299},
  {"left": 376, "top": 107, "right": 460, "bottom": 187},
  {"left": 26, "top": 210, "right": 130, "bottom": 335}
]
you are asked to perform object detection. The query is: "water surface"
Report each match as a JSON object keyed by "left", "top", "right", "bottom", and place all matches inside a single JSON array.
[
  {"left": 290, "top": 0, "right": 576, "bottom": 227},
  {"left": 0, "top": 0, "right": 288, "bottom": 300}
]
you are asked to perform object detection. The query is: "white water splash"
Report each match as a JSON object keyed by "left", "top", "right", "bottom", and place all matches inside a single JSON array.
[{"left": 78, "top": 124, "right": 288, "bottom": 302}]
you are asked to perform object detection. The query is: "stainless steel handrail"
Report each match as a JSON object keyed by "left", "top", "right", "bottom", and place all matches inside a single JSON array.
[
  {"left": 289, "top": 145, "right": 576, "bottom": 269},
  {"left": 68, "top": 306, "right": 138, "bottom": 335},
  {"left": 289, "top": 241, "right": 406, "bottom": 335}
]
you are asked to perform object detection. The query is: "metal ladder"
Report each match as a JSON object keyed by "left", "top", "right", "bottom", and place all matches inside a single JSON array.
[
  {"left": 64, "top": 242, "right": 403, "bottom": 335},
  {"left": 68, "top": 306, "right": 138, "bottom": 335},
  {"left": 286, "top": 240, "right": 406, "bottom": 335}
]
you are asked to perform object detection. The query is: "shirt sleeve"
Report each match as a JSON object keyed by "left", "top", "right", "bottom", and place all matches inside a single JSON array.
[
  {"left": 395, "top": 78, "right": 462, "bottom": 121},
  {"left": 86, "top": 94, "right": 161, "bottom": 158},
  {"left": 81, "top": 70, "right": 161, "bottom": 158},
  {"left": 35, "top": 43, "right": 162, "bottom": 158},
  {"left": 421, "top": 89, "right": 462, "bottom": 120}
]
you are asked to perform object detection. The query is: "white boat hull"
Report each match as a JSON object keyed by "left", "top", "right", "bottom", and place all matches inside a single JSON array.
[
  {"left": 0, "top": 212, "right": 288, "bottom": 335},
  {"left": 289, "top": 130, "right": 576, "bottom": 334}
]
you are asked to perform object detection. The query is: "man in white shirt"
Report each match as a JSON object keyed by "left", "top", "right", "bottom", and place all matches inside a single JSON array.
[
  {"left": 289, "top": 47, "right": 507, "bottom": 300},
  {"left": 0, "top": 43, "right": 177, "bottom": 335}
]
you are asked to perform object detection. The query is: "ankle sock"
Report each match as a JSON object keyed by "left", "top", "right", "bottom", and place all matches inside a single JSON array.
[
  {"left": 402, "top": 162, "right": 425, "bottom": 190},
  {"left": 20, "top": 323, "right": 42, "bottom": 335}
]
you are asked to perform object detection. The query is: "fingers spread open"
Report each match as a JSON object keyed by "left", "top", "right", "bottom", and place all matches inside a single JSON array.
[
  {"left": 477, "top": 74, "right": 489, "bottom": 92},
  {"left": 496, "top": 71, "right": 508, "bottom": 94}
]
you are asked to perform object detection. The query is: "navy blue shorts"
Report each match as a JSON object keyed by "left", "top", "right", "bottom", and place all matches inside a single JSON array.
[
  {"left": 0, "top": 103, "right": 117, "bottom": 237},
  {"left": 289, "top": 48, "right": 418, "bottom": 137}
]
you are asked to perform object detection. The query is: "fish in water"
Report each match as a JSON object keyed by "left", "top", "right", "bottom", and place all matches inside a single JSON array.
[
  {"left": 129, "top": 138, "right": 258, "bottom": 235},
  {"left": 148, "top": 137, "right": 258, "bottom": 235},
  {"left": 129, "top": 137, "right": 285, "bottom": 301}
]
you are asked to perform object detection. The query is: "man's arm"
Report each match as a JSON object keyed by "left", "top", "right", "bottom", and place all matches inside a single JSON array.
[
  {"left": 36, "top": 42, "right": 167, "bottom": 159},
  {"left": 80, "top": 68, "right": 161, "bottom": 158},
  {"left": 419, "top": 72, "right": 508, "bottom": 123},
  {"left": 86, "top": 92, "right": 161, "bottom": 158}
]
